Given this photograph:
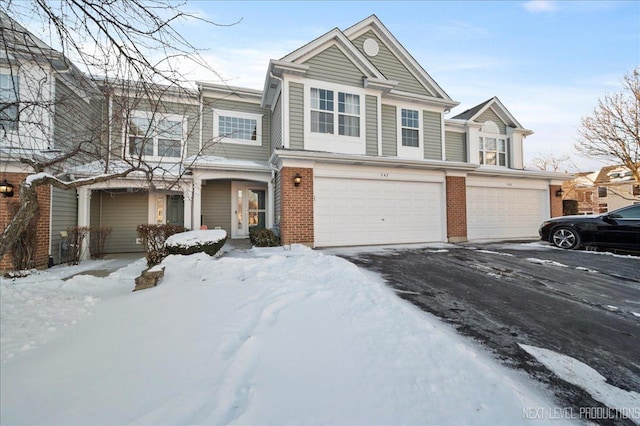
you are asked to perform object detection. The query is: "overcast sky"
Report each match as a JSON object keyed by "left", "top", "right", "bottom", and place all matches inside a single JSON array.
[{"left": 170, "top": 0, "right": 638, "bottom": 172}]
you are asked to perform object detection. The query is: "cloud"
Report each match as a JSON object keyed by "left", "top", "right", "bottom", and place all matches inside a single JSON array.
[{"left": 522, "top": 1, "right": 559, "bottom": 13}]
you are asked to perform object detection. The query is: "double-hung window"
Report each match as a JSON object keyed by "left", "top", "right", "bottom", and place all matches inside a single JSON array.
[
  {"left": 213, "top": 109, "right": 262, "bottom": 146},
  {"left": 479, "top": 137, "right": 506, "bottom": 166},
  {"left": 478, "top": 121, "right": 508, "bottom": 166},
  {"left": 128, "top": 113, "right": 184, "bottom": 159},
  {"left": 0, "top": 71, "right": 19, "bottom": 133},
  {"left": 401, "top": 109, "right": 419, "bottom": 147},
  {"left": 310, "top": 88, "right": 360, "bottom": 137}
]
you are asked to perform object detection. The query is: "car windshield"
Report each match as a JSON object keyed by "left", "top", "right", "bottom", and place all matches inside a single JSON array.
[{"left": 607, "top": 205, "right": 640, "bottom": 219}]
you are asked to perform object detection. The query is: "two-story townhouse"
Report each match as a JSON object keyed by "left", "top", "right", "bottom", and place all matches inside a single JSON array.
[
  {"left": 261, "top": 15, "right": 567, "bottom": 247},
  {"left": 3, "top": 14, "right": 571, "bottom": 269},
  {"left": 0, "top": 12, "right": 101, "bottom": 270}
]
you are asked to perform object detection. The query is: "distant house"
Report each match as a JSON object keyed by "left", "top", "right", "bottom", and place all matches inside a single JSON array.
[
  {"left": 563, "top": 165, "right": 640, "bottom": 215},
  {"left": 2, "top": 14, "right": 571, "bottom": 271}
]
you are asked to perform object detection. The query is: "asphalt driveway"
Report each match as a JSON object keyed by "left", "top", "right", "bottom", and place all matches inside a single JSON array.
[{"left": 341, "top": 242, "right": 640, "bottom": 424}]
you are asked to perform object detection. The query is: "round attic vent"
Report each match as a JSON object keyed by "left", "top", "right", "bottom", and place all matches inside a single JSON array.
[{"left": 363, "top": 38, "right": 379, "bottom": 57}]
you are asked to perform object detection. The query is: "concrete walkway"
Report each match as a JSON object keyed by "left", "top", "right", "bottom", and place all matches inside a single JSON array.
[{"left": 61, "top": 239, "right": 253, "bottom": 280}]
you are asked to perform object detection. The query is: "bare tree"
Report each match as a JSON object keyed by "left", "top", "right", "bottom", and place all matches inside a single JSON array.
[
  {"left": 576, "top": 68, "right": 640, "bottom": 182},
  {"left": 0, "top": 1, "right": 230, "bottom": 258},
  {"left": 529, "top": 152, "right": 571, "bottom": 172}
]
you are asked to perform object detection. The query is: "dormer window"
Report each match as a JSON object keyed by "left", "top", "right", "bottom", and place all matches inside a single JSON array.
[{"left": 479, "top": 121, "right": 508, "bottom": 167}]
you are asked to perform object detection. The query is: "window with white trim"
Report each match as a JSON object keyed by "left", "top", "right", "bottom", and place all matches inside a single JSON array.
[
  {"left": 0, "top": 70, "right": 19, "bottom": 132},
  {"left": 213, "top": 109, "right": 262, "bottom": 146},
  {"left": 401, "top": 109, "right": 419, "bottom": 147},
  {"left": 128, "top": 112, "right": 184, "bottom": 159},
  {"left": 310, "top": 87, "right": 360, "bottom": 137},
  {"left": 478, "top": 121, "right": 508, "bottom": 166}
]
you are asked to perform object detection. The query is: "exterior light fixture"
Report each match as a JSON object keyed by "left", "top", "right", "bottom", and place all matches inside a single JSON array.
[
  {"left": 555, "top": 189, "right": 564, "bottom": 197},
  {"left": 293, "top": 173, "right": 302, "bottom": 187},
  {"left": 0, "top": 179, "right": 14, "bottom": 197}
]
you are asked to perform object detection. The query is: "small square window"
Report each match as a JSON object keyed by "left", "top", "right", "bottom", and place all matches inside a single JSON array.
[{"left": 597, "top": 187, "right": 607, "bottom": 198}]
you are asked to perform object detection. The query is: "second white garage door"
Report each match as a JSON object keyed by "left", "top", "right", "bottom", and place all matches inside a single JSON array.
[
  {"left": 467, "top": 186, "right": 548, "bottom": 240},
  {"left": 314, "top": 177, "right": 444, "bottom": 247}
]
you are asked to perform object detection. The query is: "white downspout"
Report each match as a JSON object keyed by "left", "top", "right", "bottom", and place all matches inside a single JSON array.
[{"left": 270, "top": 72, "right": 286, "bottom": 149}]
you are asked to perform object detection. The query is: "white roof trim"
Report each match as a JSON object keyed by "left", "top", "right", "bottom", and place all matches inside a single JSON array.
[
  {"left": 469, "top": 97, "right": 530, "bottom": 132},
  {"left": 281, "top": 28, "right": 385, "bottom": 80},
  {"left": 343, "top": 15, "right": 454, "bottom": 103}
]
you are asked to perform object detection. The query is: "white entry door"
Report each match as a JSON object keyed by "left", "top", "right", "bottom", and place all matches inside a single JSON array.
[{"left": 232, "top": 182, "right": 267, "bottom": 238}]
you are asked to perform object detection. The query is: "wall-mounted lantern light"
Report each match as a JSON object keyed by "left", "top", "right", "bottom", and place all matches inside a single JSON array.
[
  {"left": 555, "top": 189, "right": 564, "bottom": 197},
  {"left": 0, "top": 179, "right": 14, "bottom": 197},
  {"left": 293, "top": 173, "right": 302, "bottom": 187}
]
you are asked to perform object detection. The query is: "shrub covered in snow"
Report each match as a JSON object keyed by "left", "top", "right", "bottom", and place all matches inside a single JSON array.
[
  {"left": 137, "top": 224, "right": 186, "bottom": 266},
  {"left": 165, "top": 230, "right": 227, "bottom": 257},
  {"left": 249, "top": 228, "right": 280, "bottom": 247}
]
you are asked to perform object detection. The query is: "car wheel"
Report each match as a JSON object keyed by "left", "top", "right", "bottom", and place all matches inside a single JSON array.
[{"left": 551, "top": 227, "right": 581, "bottom": 249}]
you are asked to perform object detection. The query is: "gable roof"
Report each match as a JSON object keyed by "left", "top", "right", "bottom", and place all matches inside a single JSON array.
[
  {"left": 343, "top": 15, "right": 454, "bottom": 103},
  {"left": 452, "top": 96, "right": 532, "bottom": 134},
  {"left": 262, "top": 15, "right": 458, "bottom": 110}
]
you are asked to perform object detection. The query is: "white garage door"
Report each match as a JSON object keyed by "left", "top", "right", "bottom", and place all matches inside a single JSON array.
[
  {"left": 467, "top": 186, "right": 548, "bottom": 240},
  {"left": 314, "top": 177, "right": 444, "bottom": 247}
]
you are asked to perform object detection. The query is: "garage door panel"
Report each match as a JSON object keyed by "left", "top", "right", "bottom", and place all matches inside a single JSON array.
[
  {"left": 467, "top": 187, "right": 547, "bottom": 240},
  {"left": 314, "top": 177, "right": 443, "bottom": 247}
]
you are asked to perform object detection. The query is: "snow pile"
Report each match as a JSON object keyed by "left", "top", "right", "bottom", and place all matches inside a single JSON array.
[
  {"left": 520, "top": 344, "right": 640, "bottom": 422},
  {"left": 165, "top": 229, "right": 227, "bottom": 247},
  {"left": 1, "top": 248, "right": 565, "bottom": 425}
]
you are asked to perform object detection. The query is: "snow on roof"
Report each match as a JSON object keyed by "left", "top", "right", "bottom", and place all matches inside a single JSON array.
[{"left": 186, "top": 155, "right": 273, "bottom": 171}]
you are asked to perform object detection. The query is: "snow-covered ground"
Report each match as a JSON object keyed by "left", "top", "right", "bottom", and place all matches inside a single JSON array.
[{"left": 2, "top": 242, "right": 625, "bottom": 425}]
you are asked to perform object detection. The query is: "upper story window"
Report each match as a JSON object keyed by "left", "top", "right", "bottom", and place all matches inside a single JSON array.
[
  {"left": 479, "top": 121, "right": 507, "bottom": 167},
  {"left": 0, "top": 70, "right": 19, "bottom": 133},
  {"left": 128, "top": 112, "right": 184, "bottom": 159},
  {"left": 597, "top": 186, "right": 607, "bottom": 198},
  {"left": 401, "top": 109, "right": 420, "bottom": 147},
  {"left": 213, "top": 109, "right": 262, "bottom": 146},
  {"left": 396, "top": 106, "right": 422, "bottom": 159},
  {"left": 310, "top": 87, "right": 360, "bottom": 137}
]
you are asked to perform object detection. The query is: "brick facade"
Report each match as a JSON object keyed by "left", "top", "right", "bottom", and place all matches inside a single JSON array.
[
  {"left": 446, "top": 176, "right": 468, "bottom": 242},
  {"left": 0, "top": 173, "right": 51, "bottom": 272},
  {"left": 279, "top": 167, "right": 314, "bottom": 246},
  {"left": 549, "top": 184, "right": 563, "bottom": 218}
]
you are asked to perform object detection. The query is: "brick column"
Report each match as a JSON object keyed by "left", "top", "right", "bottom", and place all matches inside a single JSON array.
[
  {"left": 446, "top": 176, "right": 468, "bottom": 243},
  {"left": 549, "top": 184, "right": 563, "bottom": 218},
  {"left": 0, "top": 172, "right": 51, "bottom": 272},
  {"left": 279, "top": 167, "right": 314, "bottom": 246}
]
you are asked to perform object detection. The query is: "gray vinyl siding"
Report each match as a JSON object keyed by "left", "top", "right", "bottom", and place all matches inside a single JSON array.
[
  {"left": 54, "top": 78, "right": 102, "bottom": 164},
  {"left": 93, "top": 191, "right": 147, "bottom": 253},
  {"left": 51, "top": 186, "right": 77, "bottom": 265},
  {"left": 445, "top": 131, "right": 467, "bottom": 162},
  {"left": 271, "top": 93, "right": 283, "bottom": 150},
  {"left": 352, "top": 31, "right": 430, "bottom": 97},
  {"left": 201, "top": 180, "right": 231, "bottom": 235},
  {"left": 423, "top": 110, "right": 442, "bottom": 160},
  {"left": 365, "top": 95, "right": 378, "bottom": 156},
  {"left": 289, "top": 82, "right": 304, "bottom": 150},
  {"left": 475, "top": 108, "right": 507, "bottom": 134},
  {"left": 302, "top": 45, "right": 364, "bottom": 87},
  {"left": 202, "top": 98, "right": 270, "bottom": 161},
  {"left": 381, "top": 104, "right": 396, "bottom": 156}
]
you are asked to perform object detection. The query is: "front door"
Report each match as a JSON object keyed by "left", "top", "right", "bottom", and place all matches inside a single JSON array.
[
  {"left": 166, "top": 194, "right": 184, "bottom": 226},
  {"left": 232, "top": 183, "right": 267, "bottom": 238}
]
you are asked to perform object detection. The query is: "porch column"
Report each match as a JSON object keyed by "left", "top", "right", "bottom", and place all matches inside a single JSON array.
[
  {"left": 77, "top": 186, "right": 91, "bottom": 260},
  {"left": 183, "top": 181, "right": 193, "bottom": 230},
  {"left": 192, "top": 177, "right": 202, "bottom": 230},
  {"left": 267, "top": 179, "right": 274, "bottom": 229}
]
